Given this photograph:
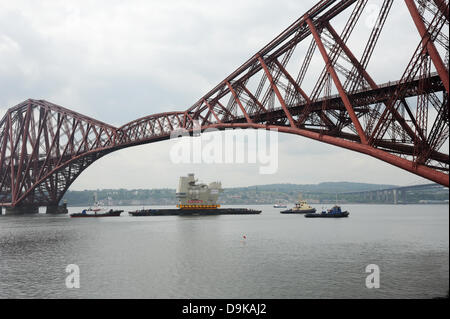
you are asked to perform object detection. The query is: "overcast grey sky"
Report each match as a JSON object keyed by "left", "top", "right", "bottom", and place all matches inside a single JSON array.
[{"left": 0, "top": 0, "right": 440, "bottom": 189}]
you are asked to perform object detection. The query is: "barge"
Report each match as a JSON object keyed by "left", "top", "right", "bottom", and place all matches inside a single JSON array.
[{"left": 129, "top": 208, "right": 261, "bottom": 216}]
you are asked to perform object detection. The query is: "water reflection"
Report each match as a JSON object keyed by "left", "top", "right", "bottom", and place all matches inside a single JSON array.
[{"left": 0, "top": 205, "right": 448, "bottom": 298}]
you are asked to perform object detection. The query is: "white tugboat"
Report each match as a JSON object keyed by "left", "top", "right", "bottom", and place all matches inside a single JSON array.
[
  {"left": 280, "top": 193, "right": 316, "bottom": 214},
  {"left": 129, "top": 174, "right": 262, "bottom": 216}
]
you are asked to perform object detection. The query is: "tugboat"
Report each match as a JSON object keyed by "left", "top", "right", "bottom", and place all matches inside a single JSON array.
[
  {"left": 273, "top": 203, "right": 287, "bottom": 208},
  {"left": 280, "top": 194, "right": 316, "bottom": 214},
  {"left": 70, "top": 193, "right": 123, "bottom": 217},
  {"left": 129, "top": 174, "right": 262, "bottom": 216},
  {"left": 304, "top": 205, "right": 349, "bottom": 218},
  {"left": 70, "top": 208, "right": 123, "bottom": 218}
]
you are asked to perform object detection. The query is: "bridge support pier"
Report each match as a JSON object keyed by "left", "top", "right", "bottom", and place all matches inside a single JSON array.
[
  {"left": 4, "top": 206, "right": 39, "bottom": 215},
  {"left": 401, "top": 190, "right": 407, "bottom": 203},
  {"left": 46, "top": 203, "right": 68, "bottom": 214}
]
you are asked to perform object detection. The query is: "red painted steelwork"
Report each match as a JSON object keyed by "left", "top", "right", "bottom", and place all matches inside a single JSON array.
[{"left": 1, "top": 0, "right": 448, "bottom": 208}]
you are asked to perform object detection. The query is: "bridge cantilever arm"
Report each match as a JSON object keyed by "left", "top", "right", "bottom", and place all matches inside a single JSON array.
[
  {"left": 257, "top": 54, "right": 296, "bottom": 128},
  {"left": 405, "top": 0, "right": 449, "bottom": 94},
  {"left": 306, "top": 16, "right": 368, "bottom": 145}
]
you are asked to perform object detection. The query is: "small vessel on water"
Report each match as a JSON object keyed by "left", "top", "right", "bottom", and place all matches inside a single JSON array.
[
  {"left": 70, "top": 208, "right": 124, "bottom": 218},
  {"left": 70, "top": 193, "right": 123, "bottom": 217},
  {"left": 129, "top": 174, "right": 261, "bottom": 216},
  {"left": 273, "top": 203, "right": 287, "bottom": 208},
  {"left": 304, "top": 205, "right": 349, "bottom": 218},
  {"left": 280, "top": 194, "right": 316, "bottom": 214}
]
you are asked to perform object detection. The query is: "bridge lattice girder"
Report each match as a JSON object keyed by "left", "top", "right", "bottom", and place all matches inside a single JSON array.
[{"left": 1, "top": 0, "right": 449, "bottom": 207}]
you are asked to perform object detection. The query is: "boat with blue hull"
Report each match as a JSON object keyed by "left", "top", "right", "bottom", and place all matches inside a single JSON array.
[{"left": 304, "top": 205, "right": 349, "bottom": 218}]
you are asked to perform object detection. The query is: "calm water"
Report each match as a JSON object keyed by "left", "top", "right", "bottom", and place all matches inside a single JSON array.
[{"left": 0, "top": 204, "right": 448, "bottom": 299}]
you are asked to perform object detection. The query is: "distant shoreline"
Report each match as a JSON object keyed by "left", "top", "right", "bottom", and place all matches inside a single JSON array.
[
  {"left": 62, "top": 182, "right": 448, "bottom": 207},
  {"left": 65, "top": 202, "right": 450, "bottom": 208}
]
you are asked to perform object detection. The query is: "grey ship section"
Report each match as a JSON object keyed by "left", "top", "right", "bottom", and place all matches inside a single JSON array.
[
  {"left": 176, "top": 174, "right": 223, "bottom": 208},
  {"left": 129, "top": 174, "right": 261, "bottom": 216}
]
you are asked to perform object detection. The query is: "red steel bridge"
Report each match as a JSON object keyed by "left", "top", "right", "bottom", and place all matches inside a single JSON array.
[{"left": 0, "top": 0, "right": 448, "bottom": 212}]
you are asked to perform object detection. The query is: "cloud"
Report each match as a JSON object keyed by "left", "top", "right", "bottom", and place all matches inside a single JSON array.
[{"left": 0, "top": 0, "right": 307, "bottom": 121}]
